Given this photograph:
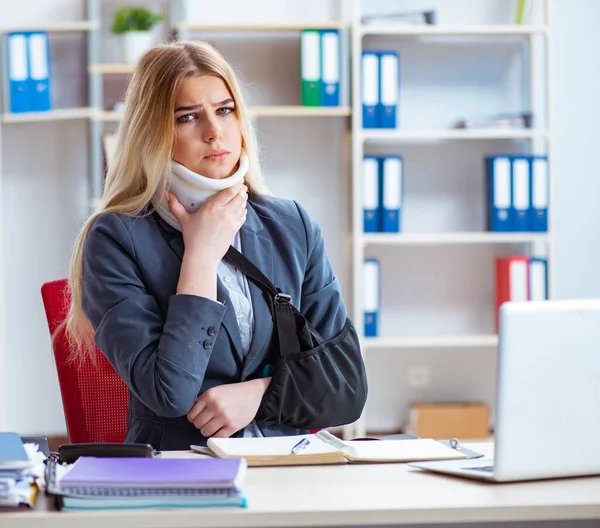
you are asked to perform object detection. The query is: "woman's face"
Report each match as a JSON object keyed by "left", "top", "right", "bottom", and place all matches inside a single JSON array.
[{"left": 172, "top": 74, "right": 242, "bottom": 179}]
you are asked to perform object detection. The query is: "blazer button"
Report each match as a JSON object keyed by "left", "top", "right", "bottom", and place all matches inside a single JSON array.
[
  {"left": 203, "top": 339, "right": 212, "bottom": 350},
  {"left": 207, "top": 326, "right": 216, "bottom": 336}
]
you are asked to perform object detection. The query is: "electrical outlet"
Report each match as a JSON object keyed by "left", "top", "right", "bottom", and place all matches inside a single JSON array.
[{"left": 408, "top": 366, "right": 431, "bottom": 388}]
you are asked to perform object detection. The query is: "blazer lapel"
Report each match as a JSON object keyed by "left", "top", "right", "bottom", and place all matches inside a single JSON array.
[
  {"left": 158, "top": 214, "right": 245, "bottom": 367},
  {"left": 239, "top": 203, "right": 275, "bottom": 377},
  {"left": 216, "top": 279, "right": 244, "bottom": 368}
]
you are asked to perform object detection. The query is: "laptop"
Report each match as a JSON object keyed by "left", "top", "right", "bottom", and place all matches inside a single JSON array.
[{"left": 410, "top": 299, "right": 600, "bottom": 482}]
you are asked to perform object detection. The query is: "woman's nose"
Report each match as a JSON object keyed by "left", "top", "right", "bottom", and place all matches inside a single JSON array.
[{"left": 203, "top": 117, "right": 223, "bottom": 142}]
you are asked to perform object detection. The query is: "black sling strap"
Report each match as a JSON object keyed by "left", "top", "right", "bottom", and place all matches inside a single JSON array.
[{"left": 224, "top": 246, "right": 303, "bottom": 357}]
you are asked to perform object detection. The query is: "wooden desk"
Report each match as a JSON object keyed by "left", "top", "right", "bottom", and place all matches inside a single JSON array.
[{"left": 2, "top": 444, "right": 600, "bottom": 528}]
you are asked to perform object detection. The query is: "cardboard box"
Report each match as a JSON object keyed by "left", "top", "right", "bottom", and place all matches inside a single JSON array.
[{"left": 406, "top": 402, "right": 490, "bottom": 439}]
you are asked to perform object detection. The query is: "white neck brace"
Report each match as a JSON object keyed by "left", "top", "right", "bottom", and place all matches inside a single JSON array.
[{"left": 153, "top": 152, "right": 249, "bottom": 231}]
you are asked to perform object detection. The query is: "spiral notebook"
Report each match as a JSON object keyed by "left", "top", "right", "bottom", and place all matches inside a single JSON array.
[
  {"left": 205, "top": 430, "right": 468, "bottom": 467},
  {"left": 48, "top": 457, "right": 248, "bottom": 510}
]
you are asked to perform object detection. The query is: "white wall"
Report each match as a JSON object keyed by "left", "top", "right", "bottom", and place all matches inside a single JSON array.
[
  {"left": 550, "top": 0, "right": 600, "bottom": 300},
  {"left": 1, "top": 0, "right": 599, "bottom": 436}
]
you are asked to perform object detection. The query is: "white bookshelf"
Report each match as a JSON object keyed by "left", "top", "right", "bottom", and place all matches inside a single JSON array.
[{"left": 349, "top": 0, "right": 552, "bottom": 438}]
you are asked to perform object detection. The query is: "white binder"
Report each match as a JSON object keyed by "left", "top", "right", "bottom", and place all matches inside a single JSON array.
[{"left": 361, "top": 52, "right": 379, "bottom": 128}]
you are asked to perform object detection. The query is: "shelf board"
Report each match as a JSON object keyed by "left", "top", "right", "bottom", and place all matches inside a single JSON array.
[
  {"left": 1, "top": 21, "right": 97, "bottom": 33},
  {"left": 362, "top": 128, "right": 545, "bottom": 141},
  {"left": 2, "top": 108, "right": 94, "bottom": 123},
  {"left": 364, "top": 334, "right": 499, "bottom": 349},
  {"left": 249, "top": 106, "right": 351, "bottom": 117},
  {"left": 89, "top": 63, "right": 135, "bottom": 75},
  {"left": 179, "top": 21, "right": 349, "bottom": 32},
  {"left": 92, "top": 111, "right": 122, "bottom": 122},
  {"left": 363, "top": 232, "right": 549, "bottom": 246},
  {"left": 361, "top": 24, "right": 547, "bottom": 37},
  {"left": 93, "top": 106, "right": 351, "bottom": 122}
]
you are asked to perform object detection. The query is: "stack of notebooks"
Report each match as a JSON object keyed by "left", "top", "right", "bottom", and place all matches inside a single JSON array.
[
  {"left": 0, "top": 432, "right": 37, "bottom": 509},
  {"left": 204, "top": 430, "right": 470, "bottom": 467},
  {"left": 48, "top": 457, "right": 247, "bottom": 510}
]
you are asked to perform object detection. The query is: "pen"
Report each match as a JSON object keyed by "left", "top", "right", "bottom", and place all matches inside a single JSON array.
[{"left": 291, "top": 438, "right": 310, "bottom": 454}]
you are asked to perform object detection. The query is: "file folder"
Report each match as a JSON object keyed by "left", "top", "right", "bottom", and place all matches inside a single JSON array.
[
  {"left": 529, "top": 258, "right": 548, "bottom": 301},
  {"left": 378, "top": 51, "right": 399, "bottom": 129},
  {"left": 363, "top": 156, "right": 380, "bottom": 232},
  {"left": 363, "top": 259, "right": 380, "bottom": 337},
  {"left": 486, "top": 156, "right": 511, "bottom": 232},
  {"left": 512, "top": 156, "right": 530, "bottom": 232},
  {"left": 362, "top": 52, "right": 379, "bottom": 128},
  {"left": 495, "top": 256, "right": 529, "bottom": 331},
  {"left": 320, "top": 30, "right": 340, "bottom": 107},
  {"left": 301, "top": 30, "right": 322, "bottom": 106},
  {"left": 530, "top": 155, "right": 548, "bottom": 232},
  {"left": 6, "top": 33, "right": 30, "bottom": 113},
  {"left": 28, "top": 32, "right": 52, "bottom": 111},
  {"left": 380, "top": 155, "right": 402, "bottom": 232}
]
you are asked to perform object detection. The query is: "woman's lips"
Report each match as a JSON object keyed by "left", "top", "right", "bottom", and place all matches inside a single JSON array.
[{"left": 204, "top": 150, "right": 229, "bottom": 162}]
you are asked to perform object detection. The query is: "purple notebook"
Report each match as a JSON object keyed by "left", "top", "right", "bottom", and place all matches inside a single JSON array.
[{"left": 60, "top": 457, "right": 246, "bottom": 492}]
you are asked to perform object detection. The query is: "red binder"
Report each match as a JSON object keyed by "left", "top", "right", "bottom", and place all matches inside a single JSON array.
[{"left": 495, "top": 256, "right": 530, "bottom": 332}]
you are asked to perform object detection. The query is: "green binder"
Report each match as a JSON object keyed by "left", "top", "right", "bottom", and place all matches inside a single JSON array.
[{"left": 300, "top": 29, "right": 322, "bottom": 106}]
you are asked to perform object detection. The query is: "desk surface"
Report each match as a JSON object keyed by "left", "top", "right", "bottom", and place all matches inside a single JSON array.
[{"left": 3, "top": 443, "right": 600, "bottom": 528}]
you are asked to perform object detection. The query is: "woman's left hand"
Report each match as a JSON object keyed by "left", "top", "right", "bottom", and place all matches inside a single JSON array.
[{"left": 187, "top": 378, "right": 271, "bottom": 438}]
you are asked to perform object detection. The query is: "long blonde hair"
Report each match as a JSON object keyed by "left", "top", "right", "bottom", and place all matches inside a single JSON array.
[{"left": 66, "top": 40, "right": 268, "bottom": 360}]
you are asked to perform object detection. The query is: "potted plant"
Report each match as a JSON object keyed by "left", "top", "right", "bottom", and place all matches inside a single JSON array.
[{"left": 111, "top": 6, "right": 163, "bottom": 64}]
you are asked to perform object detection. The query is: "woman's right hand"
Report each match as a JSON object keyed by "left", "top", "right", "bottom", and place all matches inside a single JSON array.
[{"left": 166, "top": 182, "right": 248, "bottom": 266}]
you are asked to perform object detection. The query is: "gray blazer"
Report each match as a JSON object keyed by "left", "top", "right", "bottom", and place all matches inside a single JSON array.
[{"left": 81, "top": 194, "right": 347, "bottom": 450}]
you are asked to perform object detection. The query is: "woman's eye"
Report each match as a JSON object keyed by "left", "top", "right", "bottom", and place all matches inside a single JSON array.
[
  {"left": 217, "top": 106, "right": 234, "bottom": 116},
  {"left": 177, "top": 114, "right": 195, "bottom": 124}
]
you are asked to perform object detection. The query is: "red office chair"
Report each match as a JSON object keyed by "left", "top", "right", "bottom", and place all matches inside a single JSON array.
[{"left": 41, "top": 279, "right": 129, "bottom": 444}]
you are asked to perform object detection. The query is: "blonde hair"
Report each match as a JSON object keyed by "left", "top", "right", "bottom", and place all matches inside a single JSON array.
[{"left": 65, "top": 40, "right": 268, "bottom": 360}]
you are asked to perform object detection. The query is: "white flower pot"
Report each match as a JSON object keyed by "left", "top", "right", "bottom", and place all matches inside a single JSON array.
[{"left": 121, "top": 31, "right": 155, "bottom": 64}]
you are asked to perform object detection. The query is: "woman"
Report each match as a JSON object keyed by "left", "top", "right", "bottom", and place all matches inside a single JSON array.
[{"left": 66, "top": 40, "right": 363, "bottom": 450}]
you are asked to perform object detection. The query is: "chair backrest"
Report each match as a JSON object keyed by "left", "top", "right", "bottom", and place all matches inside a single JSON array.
[{"left": 40, "top": 279, "right": 129, "bottom": 443}]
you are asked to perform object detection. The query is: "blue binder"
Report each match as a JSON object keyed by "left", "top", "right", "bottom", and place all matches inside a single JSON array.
[
  {"left": 363, "top": 259, "right": 380, "bottom": 337},
  {"left": 378, "top": 51, "right": 399, "bottom": 129},
  {"left": 320, "top": 30, "right": 340, "bottom": 106},
  {"left": 528, "top": 258, "right": 548, "bottom": 301},
  {"left": 380, "top": 155, "right": 402, "bottom": 232},
  {"left": 486, "top": 156, "right": 512, "bottom": 232},
  {"left": 511, "top": 156, "right": 531, "bottom": 232},
  {"left": 362, "top": 51, "right": 379, "bottom": 128},
  {"left": 363, "top": 156, "right": 380, "bottom": 232},
  {"left": 6, "top": 32, "right": 30, "bottom": 113},
  {"left": 529, "top": 155, "right": 548, "bottom": 232},
  {"left": 27, "top": 32, "right": 52, "bottom": 111}
]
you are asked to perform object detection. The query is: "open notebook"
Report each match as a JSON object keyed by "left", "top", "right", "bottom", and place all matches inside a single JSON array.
[{"left": 204, "top": 430, "right": 468, "bottom": 467}]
